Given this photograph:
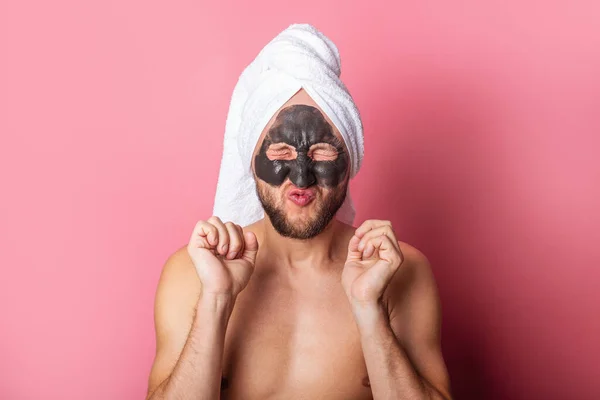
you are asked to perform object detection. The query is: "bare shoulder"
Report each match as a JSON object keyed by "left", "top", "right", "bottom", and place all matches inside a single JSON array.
[
  {"left": 155, "top": 246, "right": 201, "bottom": 314},
  {"left": 388, "top": 242, "right": 452, "bottom": 398},
  {"left": 158, "top": 245, "right": 202, "bottom": 299},
  {"left": 397, "top": 241, "right": 435, "bottom": 282},
  {"left": 385, "top": 241, "right": 442, "bottom": 343},
  {"left": 154, "top": 244, "right": 202, "bottom": 328},
  {"left": 147, "top": 246, "right": 203, "bottom": 396},
  {"left": 153, "top": 245, "right": 202, "bottom": 346},
  {"left": 387, "top": 241, "right": 436, "bottom": 296}
]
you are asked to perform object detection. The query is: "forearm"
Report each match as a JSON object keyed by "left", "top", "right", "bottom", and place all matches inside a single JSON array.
[
  {"left": 353, "top": 303, "right": 446, "bottom": 400},
  {"left": 149, "top": 293, "right": 235, "bottom": 400}
]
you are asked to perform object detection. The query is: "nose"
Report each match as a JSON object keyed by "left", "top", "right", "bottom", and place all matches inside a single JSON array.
[{"left": 288, "top": 157, "right": 316, "bottom": 188}]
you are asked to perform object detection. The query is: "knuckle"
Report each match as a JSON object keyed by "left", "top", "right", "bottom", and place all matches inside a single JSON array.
[
  {"left": 194, "top": 220, "right": 207, "bottom": 229},
  {"left": 208, "top": 216, "right": 222, "bottom": 225},
  {"left": 368, "top": 229, "right": 381, "bottom": 238},
  {"left": 193, "top": 220, "right": 212, "bottom": 235},
  {"left": 230, "top": 241, "right": 243, "bottom": 252},
  {"left": 359, "top": 220, "right": 372, "bottom": 228},
  {"left": 228, "top": 229, "right": 240, "bottom": 241}
]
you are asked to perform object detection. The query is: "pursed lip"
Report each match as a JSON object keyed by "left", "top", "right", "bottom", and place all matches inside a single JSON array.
[
  {"left": 287, "top": 188, "right": 316, "bottom": 199},
  {"left": 286, "top": 187, "right": 316, "bottom": 206}
]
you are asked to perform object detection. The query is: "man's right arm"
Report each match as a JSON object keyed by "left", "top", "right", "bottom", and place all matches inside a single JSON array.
[{"left": 145, "top": 248, "right": 235, "bottom": 400}]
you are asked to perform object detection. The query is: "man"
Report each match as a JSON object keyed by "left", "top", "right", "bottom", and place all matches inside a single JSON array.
[{"left": 146, "top": 24, "right": 452, "bottom": 400}]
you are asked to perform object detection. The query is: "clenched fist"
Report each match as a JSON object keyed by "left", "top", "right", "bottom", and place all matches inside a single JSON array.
[
  {"left": 187, "top": 216, "right": 259, "bottom": 297},
  {"left": 342, "top": 220, "right": 404, "bottom": 306}
]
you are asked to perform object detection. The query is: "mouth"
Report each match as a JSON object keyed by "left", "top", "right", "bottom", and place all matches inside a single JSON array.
[{"left": 287, "top": 188, "right": 316, "bottom": 207}]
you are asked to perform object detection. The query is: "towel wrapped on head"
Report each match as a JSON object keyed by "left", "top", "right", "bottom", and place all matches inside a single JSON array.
[{"left": 212, "top": 23, "right": 364, "bottom": 227}]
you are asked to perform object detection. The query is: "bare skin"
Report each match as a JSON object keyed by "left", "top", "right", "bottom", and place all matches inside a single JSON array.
[{"left": 146, "top": 90, "right": 452, "bottom": 400}]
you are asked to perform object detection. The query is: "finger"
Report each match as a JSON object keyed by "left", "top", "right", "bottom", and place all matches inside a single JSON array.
[
  {"left": 357, "top": 225, "right": 400, "bottom": 253},
  {"left": 346, "top": 234, "right": 363, "bottom": 261},
  {"left": 364, "top": 242, "right": 376, "bottom": 259},
  {"left": 224, "top": 222, "right": 243, "bottom": 260},
  {"left": 189, "top": 220, "right": 218, "bottom": 249},
  {"left": 361, "top": 235, "right": 403, "bottom": 266},
  {"left": 241, "top": 231, "right": 259, "bottom": 265},
  {"left": 233, "top": 224, "right": 246, "bottom": 258},
  {"left": 207, "top": 216, "right": 229, "bottom": 256},
  {"left": 354, "top": 219, "right": 393, "bottom": 239}
]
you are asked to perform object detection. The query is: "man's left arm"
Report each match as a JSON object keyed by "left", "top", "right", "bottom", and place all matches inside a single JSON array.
[{"left": 342, "top": 220, "right": 453, "bottom": 400}]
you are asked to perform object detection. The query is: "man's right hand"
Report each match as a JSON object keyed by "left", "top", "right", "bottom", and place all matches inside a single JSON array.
[{"left": 187, "top": 216, "right": 259, "bottom": 298}]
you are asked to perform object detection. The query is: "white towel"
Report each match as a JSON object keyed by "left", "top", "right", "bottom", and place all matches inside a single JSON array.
[{"left": 212, "top": 23, "right": 364, "bottom": 228}]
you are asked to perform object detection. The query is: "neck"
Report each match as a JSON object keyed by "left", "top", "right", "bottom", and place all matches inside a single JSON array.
[{"left": 258, "top": 215, "right": 344, "bottom": 270}]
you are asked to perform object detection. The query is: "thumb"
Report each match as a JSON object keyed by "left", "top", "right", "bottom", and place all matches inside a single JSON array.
[
  {"left": 241, "top": 231, "right": 259, "bottom": 265},
  {"left": 346, "top": 234, "right": 362, "bottom": 262}
]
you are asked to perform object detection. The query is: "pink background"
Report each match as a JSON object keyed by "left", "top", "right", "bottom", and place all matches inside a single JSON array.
[{"left": 1, "top": 1, "right": 599, "bottom": 399}]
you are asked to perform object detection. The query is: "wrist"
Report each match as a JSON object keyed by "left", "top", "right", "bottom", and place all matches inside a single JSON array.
[
  {"left": 350, "top": 299, "right": 388, "bottom": 328},
  {"left": 197, "top": 292, "right": 236, "bottom": 319}
]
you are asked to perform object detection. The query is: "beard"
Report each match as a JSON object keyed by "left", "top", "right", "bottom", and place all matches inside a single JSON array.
[{"left": 255, "top": 180, "right": 348, "bottom": 240}]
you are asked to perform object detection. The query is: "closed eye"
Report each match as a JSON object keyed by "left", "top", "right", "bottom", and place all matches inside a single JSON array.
[
  {"left": 308, "top": 143, "right": 339, "bottom": 161},
  {"left": 266, "top": 143, "right": 297, "bottom": 160}
]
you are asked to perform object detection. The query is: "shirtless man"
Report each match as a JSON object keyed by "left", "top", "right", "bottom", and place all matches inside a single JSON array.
[{"left": 145, "top": 88, "right": 453, "bottom": 399}]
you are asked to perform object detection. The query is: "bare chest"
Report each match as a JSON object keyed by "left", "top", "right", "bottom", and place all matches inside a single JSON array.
[{"left": 221, "top": 269, "right": 373, "bottom": 400}]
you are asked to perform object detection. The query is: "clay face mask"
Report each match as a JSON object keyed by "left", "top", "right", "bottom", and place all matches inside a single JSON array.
[{"left": 254, "top": 104, "right": 349, "bottom": 188}]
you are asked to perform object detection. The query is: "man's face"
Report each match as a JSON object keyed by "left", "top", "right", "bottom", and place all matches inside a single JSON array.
[{"left": 253, "top": 104, "right": 350, "bottom": 239}]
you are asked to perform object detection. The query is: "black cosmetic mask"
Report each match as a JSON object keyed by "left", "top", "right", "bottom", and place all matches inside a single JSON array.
[{"left": 254, "top": 104, "right": 349, "bottom": 188}]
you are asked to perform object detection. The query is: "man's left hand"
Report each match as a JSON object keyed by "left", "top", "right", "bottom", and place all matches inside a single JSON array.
[{"left": 342, "top": 220, "right": 405, "bottom": 308}]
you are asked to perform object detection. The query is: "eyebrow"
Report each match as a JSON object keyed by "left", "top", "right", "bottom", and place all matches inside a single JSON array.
[
  {"left": 268, "top": 140, "right": 344, "bottom": 151},
  {"left": 267, "top": 142, "right": 293, "bottom": 150},
  {"left": 266, "top": 131, "right": 345, "bottom": 146}
]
